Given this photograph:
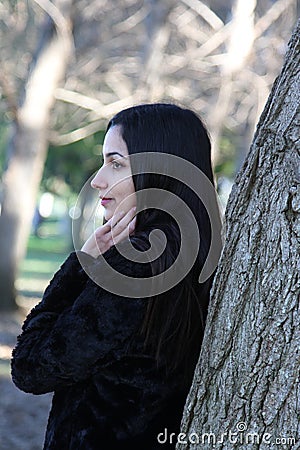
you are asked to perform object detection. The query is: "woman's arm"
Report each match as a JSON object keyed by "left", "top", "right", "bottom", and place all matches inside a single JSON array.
[
  {"left": 30, "top": 251, "right": 95, "bottom": 314},
  {"left": 11, "top": 241, "right": 151, "bottom": 395},
  {"left": 14, "top": 251, "right": 94, "bottom": 341}
]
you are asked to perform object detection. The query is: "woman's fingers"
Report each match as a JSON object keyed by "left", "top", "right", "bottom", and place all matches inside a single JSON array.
[
  {"left": 112, "top": 216, "right": 136, "bottom": 246},
  {"left": 110, "top": 207, "right": 136, "bottom": 243},
  {"left": 94, "top": 220, "right": 112, "bottom": 242},
  {"left": 82, "top": 207, "right": 136, "bottom": 257},
  {"left": 111, "top": 207, "right": 136, "bottom": 232}
]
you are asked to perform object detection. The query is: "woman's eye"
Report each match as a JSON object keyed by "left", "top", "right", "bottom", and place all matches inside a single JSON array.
[{"left": 112, "top": 160, "right": 122, "bottom": 169}]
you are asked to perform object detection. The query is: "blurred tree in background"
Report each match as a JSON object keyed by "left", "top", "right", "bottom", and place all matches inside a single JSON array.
[
  {"left": 0, "top": 0, "right": 298, "bottom": 309},
  {"left": 0, "top": 0, "right": 73, "bottom": 309}
]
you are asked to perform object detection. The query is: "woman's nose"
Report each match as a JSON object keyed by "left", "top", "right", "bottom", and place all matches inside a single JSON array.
[{"left": 91, "top": 167, "right": 107, "bottom": 190}]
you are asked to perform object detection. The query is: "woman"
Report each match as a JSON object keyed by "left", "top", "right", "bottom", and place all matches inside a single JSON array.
[{"left": 11, "top": 103, "right": 222, "bottom": 449}]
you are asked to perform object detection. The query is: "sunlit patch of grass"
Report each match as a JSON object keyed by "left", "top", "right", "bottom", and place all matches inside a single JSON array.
[
  {"left": 26, "top": 234, "right": 70, "bottom": 254},
  {"left": 0, "top": 346, "right": 12, "bottom": 378},
  {"left": 0, "top": 360, "right": 10, "bottom": 378},
  {"left": 17, "top": 225, "right": 71, "bottom": 301},
  {"left": 15, "top": 278, "right": 50, "bottom": 298},
  {"left": 0, "top": 344, "right": 13, "bottom": 359},
  {"left": 20, "top": 259, "right": 64, "bottom": 275}
]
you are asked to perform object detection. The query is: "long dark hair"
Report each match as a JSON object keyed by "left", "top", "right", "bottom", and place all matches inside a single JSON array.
[{"left": 106, "top": 103, "right": 221, "bottom": 386}]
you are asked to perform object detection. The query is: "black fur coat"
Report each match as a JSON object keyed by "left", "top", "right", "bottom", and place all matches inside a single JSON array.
[{"left": 11, "top": 241, "right": 190, "bottom": 450}]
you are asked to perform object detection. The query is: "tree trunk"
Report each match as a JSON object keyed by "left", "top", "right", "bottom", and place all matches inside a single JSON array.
[
  {"left": 0, "top": 2, "right": 72, "bottom": 310},
  {"left": 177, "top": 19, "right": 300, "bottom": 450}
]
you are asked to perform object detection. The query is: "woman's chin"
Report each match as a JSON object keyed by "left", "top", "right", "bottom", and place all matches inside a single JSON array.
[
  {"left": 103, "top": 208, "right": 115, "bottom": 222},
  {"left": 103, "top": 211, "right": 112, "bottom": 222}
]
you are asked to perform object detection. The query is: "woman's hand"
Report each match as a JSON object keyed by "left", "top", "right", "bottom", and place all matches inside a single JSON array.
[{"left": 81, "top": 207, "right": 137, "bottom": 258}]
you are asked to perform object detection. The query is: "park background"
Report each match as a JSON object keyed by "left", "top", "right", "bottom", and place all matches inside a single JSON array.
[{"left": 0, "top": 0, "right": 298, "bottom": 448}]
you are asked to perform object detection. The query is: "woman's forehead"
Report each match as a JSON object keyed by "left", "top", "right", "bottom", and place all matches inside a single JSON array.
[{"left": 103, "top": 125, "right": 128, "bottom": 157}]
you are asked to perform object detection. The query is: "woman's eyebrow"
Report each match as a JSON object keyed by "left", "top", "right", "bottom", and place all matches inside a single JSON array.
[{"left": 104, "top": 151, "right": 126, "bottom": 158}]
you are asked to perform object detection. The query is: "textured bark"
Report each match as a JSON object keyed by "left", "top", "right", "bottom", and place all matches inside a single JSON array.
[
  {"left": 0, "top": 1, "right": 72, "bottom": 310},
  {"left": 177, "top": 19, "right": 300, "bottom": 450}
]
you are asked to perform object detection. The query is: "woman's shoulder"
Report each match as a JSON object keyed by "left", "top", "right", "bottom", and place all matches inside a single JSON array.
[
  {"left": 69, "top": 233, "right": 152, "bottom": 308},
  {"left": 80, "top": 232, "right": 153, "bottom": 279}
]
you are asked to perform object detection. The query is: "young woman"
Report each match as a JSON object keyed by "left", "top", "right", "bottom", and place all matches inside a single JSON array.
[{"left": 11, "top": 103, "right": 223, "bottom": 449}]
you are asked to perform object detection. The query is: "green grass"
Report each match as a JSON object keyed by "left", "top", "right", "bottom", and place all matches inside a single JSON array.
[
  {"left": 0, "top": 359, "right": 11, "bottom": 377},
  {"left": 17, "top": 226, "right": 71, "bottom": 302}
]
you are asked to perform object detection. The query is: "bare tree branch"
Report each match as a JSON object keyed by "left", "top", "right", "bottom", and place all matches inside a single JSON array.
[
  {"left": 55, "top": 87, "right": 104, "bottom": 113},
  {"left": 180, "top": 0, "right": 224, "bottom": 30},
  {"left": 254, "top": 0, "right": 296, "bottom": 39},
  {"left": 50, "top": 120, "right": 103, "bottom": 145},
  {"left": 112, "top": 4, "right": 150, "bottom": 33},
  {"left": 32, "top": 0, "right": 74, "bottom": 54}
]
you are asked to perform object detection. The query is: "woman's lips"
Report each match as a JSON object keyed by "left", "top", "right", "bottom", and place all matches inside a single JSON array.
[{"left": 100, "top": 198, "right": 113, "bottom": 206}]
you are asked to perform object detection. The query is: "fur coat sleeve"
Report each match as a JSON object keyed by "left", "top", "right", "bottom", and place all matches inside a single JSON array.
[{"left": 11, "top": 241, "right": 152, "bottom": 395}]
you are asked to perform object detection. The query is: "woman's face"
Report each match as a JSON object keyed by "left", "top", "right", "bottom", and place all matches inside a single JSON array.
[{"left": 91, "top": 125, "right": 136, "bottom": 221}]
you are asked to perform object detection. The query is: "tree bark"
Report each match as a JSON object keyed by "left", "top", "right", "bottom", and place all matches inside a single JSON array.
[
  {"left": 177, "top": 19, "right": 300, "bottom": 450},
  {"left": 0, "top": 1, "right": 72, "bottom": 310}
]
